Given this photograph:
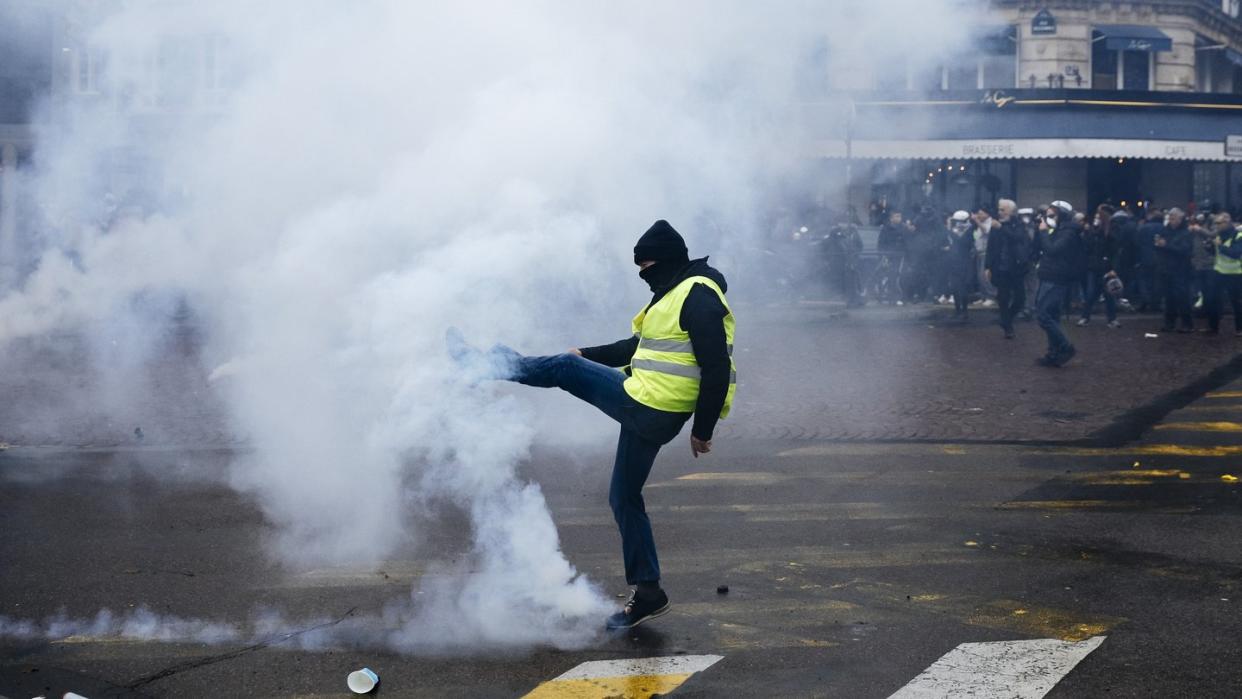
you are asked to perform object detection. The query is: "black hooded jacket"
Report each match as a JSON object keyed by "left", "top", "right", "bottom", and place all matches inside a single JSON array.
[
  {"left": 579, "top": 258, "right": 731, "bottom": 442},
  {"left": 1033, "top": 221, "right": 1084, "bottom": 284}
]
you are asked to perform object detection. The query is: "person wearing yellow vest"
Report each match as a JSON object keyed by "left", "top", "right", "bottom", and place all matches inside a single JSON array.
[
  {"left": 1206, "top": 213, "right": 1242, "bottom": 336},
  {"left": 445, "top": 220, "right": 736, "bottom": 630}
]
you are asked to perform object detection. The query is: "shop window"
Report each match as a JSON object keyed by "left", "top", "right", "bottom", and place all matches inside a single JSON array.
[
  {"left": 946, "top": 56, "right": 977, "bottom": 90},
  {"left": 913, "top": 26, "right": 1015, "bottom": 91},
  {"left": 1196, "top": 34, "right": 1242, "bottom": 94},
  {"left": 1193, "top": 163, "right": 1227, "bottom": 209},
  {"left": 874, "top": 58, "right": 909, "bottom": 91},
  {"left": 1092, "top": 30, "right": 1154, "bottom": 91},
  {"left": 980, "top": 25, "right": 1017, "bottom": 89},
  {"left": 1121, "top": 50, "right": 1151, "bottom": 90},
  {"left": 1092, "top": 32, "right": 1118, "bottom": 89}
]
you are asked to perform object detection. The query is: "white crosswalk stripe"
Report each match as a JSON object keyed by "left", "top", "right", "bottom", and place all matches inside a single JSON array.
[{"left": 889, "top": 636, "right": 1106, "bottom": 699}]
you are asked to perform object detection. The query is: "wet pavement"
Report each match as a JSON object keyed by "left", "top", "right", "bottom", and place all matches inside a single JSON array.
[{"left": 2, "top": 306, "right": 1241, "bottom": 697}]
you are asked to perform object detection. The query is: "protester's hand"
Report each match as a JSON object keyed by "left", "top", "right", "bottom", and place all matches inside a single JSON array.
[
  {"left": 569, "top": 348, "right": 582, "bottom": 356},
  {"left": 1155, "top": 237, "right": 1166, "bottom": 248},
  {"left": 1105, "top": 270, "right": 1117, "bottom": 279},
  {"left": 690, "top": 435, "right": 712, "bottom": 458},
  {"left": 1038, "top": 220, "right": 1048, "bottom": 232}
]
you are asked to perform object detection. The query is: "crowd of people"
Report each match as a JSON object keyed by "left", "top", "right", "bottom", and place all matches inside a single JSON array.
[{"left": 832, "top": 198, "right": 1242, "bottom": 367}]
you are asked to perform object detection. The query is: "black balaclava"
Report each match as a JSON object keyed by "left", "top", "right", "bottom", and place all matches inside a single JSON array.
[{"left": 634, "top": 220, "right": 690, "bottom": 292}]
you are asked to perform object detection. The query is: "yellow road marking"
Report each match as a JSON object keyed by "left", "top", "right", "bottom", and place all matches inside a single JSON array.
[
  {"left": 524, "top": 674, "right": 692, "bottom": 698},
  {"left": 1206, "top": 391, "right": 1242, "bottom": 398},
  {"left": 524, "top": 656, "right": 722, "bottom": 699},
  {"left": 1154, "top": 421, "right": 1242, "bottom": 432},
  {"left": 834, "top": 581, "right": 1123, "bottom": 642},
  {"left": 1048, "top": 444, "right": 1242, "bottom": 457},
  {"left": 1069, "top": 469, "right": 1193, "bottom": 486}
]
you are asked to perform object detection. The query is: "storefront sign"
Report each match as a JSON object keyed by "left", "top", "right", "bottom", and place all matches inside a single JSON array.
[
  {"left": 980, "top": 90, "right": 1016, "bottom": 108},
  {"left": 1031, "top": 9, "right": 1056, "bottom": 35},
  {"left": 1227, "top": 135, "right": 1242, "bottom": 158},
  {"left": 962, "top": 143, "right": 1016, "bottom": 157},
  {"left": 813, "top": 137, "right": 1242, "bottom": 162}
]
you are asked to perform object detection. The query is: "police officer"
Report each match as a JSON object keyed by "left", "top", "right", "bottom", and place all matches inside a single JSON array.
[{"left": 446, "top": 220, "right": 735, "bottom": 630}]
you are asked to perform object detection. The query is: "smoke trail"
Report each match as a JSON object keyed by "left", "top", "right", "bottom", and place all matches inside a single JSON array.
[{"left": 0, "top": 1, "right": 974, "bottom": 650}]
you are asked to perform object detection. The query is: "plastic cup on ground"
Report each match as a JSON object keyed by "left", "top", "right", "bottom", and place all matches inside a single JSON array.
[{"left": 347, "top": 668, "right": 380, "bottom": 694}]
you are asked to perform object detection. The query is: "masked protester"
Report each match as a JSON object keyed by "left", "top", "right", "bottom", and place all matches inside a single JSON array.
[
  {"left": 1111, "top": 208, "right": 1139, "bottom": 310},
  {"left": 446, "top": 220, "right": 736, "bottom": 631},
  {"left": 1078, "top": 204, "right": 1121, "bottom": 328},
  {"left": 1018, "top": 207, "right": 1039, "bottom": 319},
  {"left": 972, "top": 205, "right": 998, "bottom": 306},
  {"left": 1032, "top": 201, "right": 1082, "bottom": 367},
  {"left": 824, "top": 214, "right": 864, "bottom": 307},
  {"left": 1156, "top": 208, "right": 1195, "bottom": 333},
  {"left": 984, "top": 199, "right": 1030, "bottom": 338},
  {"left": 1206, "top": 214, "right": 1242, "bottom": 336},
  {"left": 944, "top": 210, "right": 976, "bottom": 320},
  {"left": 1134, "top": 208, "right": 1165, "bottom": 312},
  {"left": 1190, "top": 212, "right": 1216, "bottom": 312}
]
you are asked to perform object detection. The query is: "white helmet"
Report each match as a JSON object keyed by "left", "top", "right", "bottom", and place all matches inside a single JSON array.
[
  {"left": 1051, "top": 200, "right": 1074, "bottom": 216},
  {"left": 951, "top": 210, "right": 971, "bottom": 222}
]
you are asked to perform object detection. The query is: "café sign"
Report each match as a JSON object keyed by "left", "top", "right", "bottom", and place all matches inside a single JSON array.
[{"left": 1227, "top": 135, "right": 1242, "bottom": 158}]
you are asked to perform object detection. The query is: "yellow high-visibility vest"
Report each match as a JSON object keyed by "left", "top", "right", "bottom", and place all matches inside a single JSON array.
[
  {"left": 623, "top": 276, "right": 736, "bottom": 416},
  {"left": 1216, "top": 229, "right": 1242, "bottom": 275}
]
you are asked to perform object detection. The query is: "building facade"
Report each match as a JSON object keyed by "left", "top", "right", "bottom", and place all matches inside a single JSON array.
[{"left": 814, "top": 0, "right": 1242, "bottom": 220}]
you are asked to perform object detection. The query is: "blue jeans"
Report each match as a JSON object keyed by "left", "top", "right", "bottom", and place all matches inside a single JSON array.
[
  {"left": 1036, "top": 281, "right": 1073, "bottom": 356},
  {"left": 1081, "top": 273, "right": 1117, "bottom": 322},
  {"left": 1161, "top": 273, "right": 1192, "bottom": 330},
  {"left": 502, "top": 351, "right": 688, "bottom": 585}
]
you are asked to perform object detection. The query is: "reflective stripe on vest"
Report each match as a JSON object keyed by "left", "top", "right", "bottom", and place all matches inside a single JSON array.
[
  {"left": 630, "top": 358, "right": 738, "bottom": 383},
  {"left": 638, "top": 338, "right": 735, "bottom": 355},
  {"left": 623, "top": 275, "right": 736, "bottom": 417},
  {"left": 1216, "top": 232, "right": 1242, "bottom": 275}
]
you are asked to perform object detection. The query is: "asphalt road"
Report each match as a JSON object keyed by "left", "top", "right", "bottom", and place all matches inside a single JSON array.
[{"left": 2, "top": 307, "right": 1241, "bottom": 698}]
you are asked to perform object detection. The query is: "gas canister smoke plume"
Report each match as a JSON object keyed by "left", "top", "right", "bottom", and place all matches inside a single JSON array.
[{"left": 0, "top": 0, "right": 969, "bottom": 649}]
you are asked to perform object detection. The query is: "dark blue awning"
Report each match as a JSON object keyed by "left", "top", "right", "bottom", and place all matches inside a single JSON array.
[{"left": 1095, "top": 25, "right": 1172, "bottom": 52}]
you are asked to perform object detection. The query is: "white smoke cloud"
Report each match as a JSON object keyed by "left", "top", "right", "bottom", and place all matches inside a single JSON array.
[{"left": 0, "top": 0, "right": 973, "bottom": 650}]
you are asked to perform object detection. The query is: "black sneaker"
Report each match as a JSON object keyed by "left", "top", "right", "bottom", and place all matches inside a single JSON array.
[
  {"left": 1036, "top": 355, "right": 1058, "bottom": 367},
  {"left": 1054, "top": 345, "right": 1077, "bottom": 367},
  {"left": 605, "top": 589, "right": 670, "bottom": 630}
]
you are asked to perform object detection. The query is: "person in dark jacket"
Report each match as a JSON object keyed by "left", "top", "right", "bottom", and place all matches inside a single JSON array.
[
  {"left": 1156, "top": 208, "right": 1195, "bottom": 332},
  {"left": 903, "top": 205, "right": 941, "bottom": 303},
  {"left": 984, "top": 199, "right": 1029, "bottom": 338},
  {"left": 1134, "top": 208, "right": 1165, "bottom": 312},
  {"left": 1033, "top": 202, "right": 1082, "bottom": 366},
  {"left": 1207, "top": 214, "right": 1242, "bottom": 335},
  {"left": 1111, "top": 208, "right": 1139, "bottom": 310},
  {"left": 446, "top": 220, "right": 735, "bottom": 631},
  {"left": 876, "top": 211, "right": 909, "bottom": 304},
  {"left": 1190, "top": 212, "right": 1217, "bottom": 313},
  {"left": 824, "top": 215, "right": 864, "bottom": 307},
  {"left": 944, "top": 210, "right": 976, "bottom": 320},
  {"left": 1078, "top": 204, "right": 1122, "bottom": 327}
]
